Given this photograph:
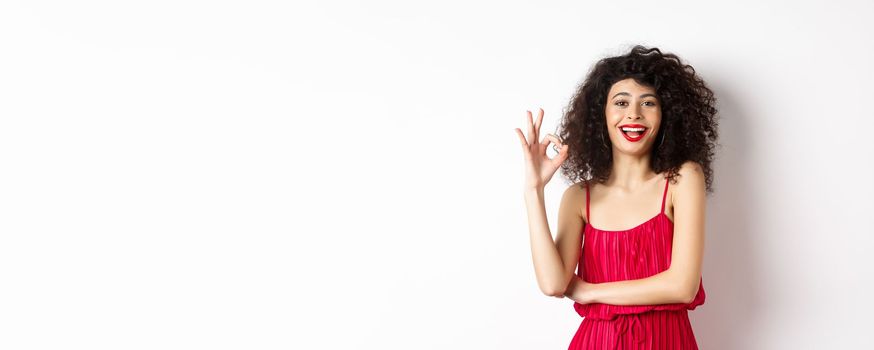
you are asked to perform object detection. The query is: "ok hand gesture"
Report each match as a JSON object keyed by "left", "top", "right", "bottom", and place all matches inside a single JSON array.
[{"left": 514, "top": 108, "right": 569, "bottom": 190}]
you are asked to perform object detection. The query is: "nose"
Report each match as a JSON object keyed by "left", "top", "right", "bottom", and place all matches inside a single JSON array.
[{"left": 626, "top": 104, "right": 642, "bottom": 120}]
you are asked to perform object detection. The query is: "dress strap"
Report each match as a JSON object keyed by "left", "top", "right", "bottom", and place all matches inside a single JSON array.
[
  {"left": 585, "top": 181, "right": 591, "bottom": 225},
  {"left": 660, "top": 177, "right": 670, "bottom": 214}
]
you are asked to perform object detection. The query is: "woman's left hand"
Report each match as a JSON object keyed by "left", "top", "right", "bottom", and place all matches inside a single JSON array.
[{"left": 564, "top": 277, "right": 595, "bottom": 304}]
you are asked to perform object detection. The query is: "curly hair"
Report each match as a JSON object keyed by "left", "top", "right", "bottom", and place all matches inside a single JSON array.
[{"left": 557, "top": 45, "right": 719, "bottom": 194}]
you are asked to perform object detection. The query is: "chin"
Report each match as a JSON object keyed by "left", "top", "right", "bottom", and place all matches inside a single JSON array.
[{"left": 614, "top": 142, "right": 653, "bottom": 156}]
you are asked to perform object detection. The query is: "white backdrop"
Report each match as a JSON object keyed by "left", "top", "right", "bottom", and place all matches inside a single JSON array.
[{"left": 2, "top": 1, "right": 873, "bottom": 349}]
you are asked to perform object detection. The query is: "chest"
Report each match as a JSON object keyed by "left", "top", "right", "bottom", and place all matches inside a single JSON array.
[{"left": 583, "top": 182, "right": 675, "bottom": 232}]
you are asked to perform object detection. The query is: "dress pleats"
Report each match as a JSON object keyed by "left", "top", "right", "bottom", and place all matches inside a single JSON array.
[{"left": 568, "top": 179, "right": 705, "bottom": 350}]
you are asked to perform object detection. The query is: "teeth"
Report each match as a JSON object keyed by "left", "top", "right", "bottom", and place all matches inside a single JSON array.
[{"left": 621, "top": 127, "right": 646, "bottom": 132}]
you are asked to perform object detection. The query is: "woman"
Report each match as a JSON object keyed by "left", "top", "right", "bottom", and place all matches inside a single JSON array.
[{"left": 514, "top": 45, "right": 718, "bottom": 349}]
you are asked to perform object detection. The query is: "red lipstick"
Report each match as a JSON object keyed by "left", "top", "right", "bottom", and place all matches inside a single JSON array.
[{"left": 617, "top": 123, "right": 648, "bottom": 142}]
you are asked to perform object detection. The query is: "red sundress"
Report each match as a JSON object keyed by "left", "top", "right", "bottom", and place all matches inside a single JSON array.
[{"left": 568, "top": 178, "right": 706, "bottom": 350}]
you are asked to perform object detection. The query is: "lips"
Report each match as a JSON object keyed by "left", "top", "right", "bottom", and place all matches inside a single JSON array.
[{"left": 618, "top": 123, "right": 648, "bottom": 142}]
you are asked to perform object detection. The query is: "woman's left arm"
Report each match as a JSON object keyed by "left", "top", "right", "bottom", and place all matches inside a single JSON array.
[{"left": 564, "top": 161, "right": 706, "bottom": 305}]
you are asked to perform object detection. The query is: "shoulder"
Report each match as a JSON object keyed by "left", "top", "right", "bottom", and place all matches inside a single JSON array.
[
  {"left": 672, "top": 161, "right": 706, "bottom": 200},
  {"left": 560, "top": 181, "right": 588, "bottom": 220},
  {"left": 562, "top": 181, "right": 587, "bottom": 201},
  {"left": 676, "top": 161, "right": 704, "bottom": 181}
]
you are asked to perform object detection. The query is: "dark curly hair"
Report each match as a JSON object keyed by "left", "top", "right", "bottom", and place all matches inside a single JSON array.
[{"left": 556, "top": 45, "right": 719, "bottom": 194}]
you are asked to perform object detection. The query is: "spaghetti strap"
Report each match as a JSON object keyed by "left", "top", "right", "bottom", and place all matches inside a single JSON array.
[
  {"left": 585, "top": 181, "right": 591, "bottom": 225},
  {"left": 660, "top": 177, "right": 670, "bottom": 214},
  {"left": 571, "top": 175, "right": 706, "bottom": 348}
]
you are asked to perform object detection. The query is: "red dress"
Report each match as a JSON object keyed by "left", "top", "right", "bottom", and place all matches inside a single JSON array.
[{"left": 568, "top": 178, "right": 706, "bottom": 350}]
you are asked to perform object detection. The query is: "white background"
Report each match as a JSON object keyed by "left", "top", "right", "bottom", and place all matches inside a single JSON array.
[{"left": 1, "top": 1, "right": 873, "bottom": 349}]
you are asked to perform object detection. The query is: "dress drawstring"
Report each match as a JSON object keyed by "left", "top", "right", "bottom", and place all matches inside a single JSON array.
[{"left": 613, "top": 313, "right": 646, "bottom": 349}]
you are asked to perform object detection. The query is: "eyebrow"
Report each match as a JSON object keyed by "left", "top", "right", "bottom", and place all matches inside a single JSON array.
[{"left": 611, "top": 92, "right": 658, "bottom": 99}]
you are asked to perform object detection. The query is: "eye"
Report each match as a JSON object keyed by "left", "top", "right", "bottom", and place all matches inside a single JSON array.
[
  {"left": 643, "top": 101, "right": 657, "bottom": 106},
  {"left": 614, "top": 100, "right": 628, "bottom": 106}
]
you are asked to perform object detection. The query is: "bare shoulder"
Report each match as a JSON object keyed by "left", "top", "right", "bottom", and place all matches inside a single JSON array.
[
  {"left": 672, "top": 161, "right": 706, "bottom": 204},
  {"left": 561, "top": 181, "right": 587, "bottom": 207},
  {"left": 560, "top": 181, "right": 587, "bottom": 222},
  {"left": 674, "top": 161, "right": 705, "bottom": 188},
  {"left": 679, "top": 160, "right": 704, "bottom": 175},
  {"left": 563, "top": 181, "right": 587, "bottom": 197}
]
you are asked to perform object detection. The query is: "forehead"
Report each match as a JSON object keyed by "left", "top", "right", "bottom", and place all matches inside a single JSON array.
[{"left": 608, "top": 78, "right": 656, "bottom": 95}]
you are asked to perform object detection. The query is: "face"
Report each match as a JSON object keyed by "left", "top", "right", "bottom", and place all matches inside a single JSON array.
[{"left": 604, "top": 78, "right": 662, "bottom": 156}]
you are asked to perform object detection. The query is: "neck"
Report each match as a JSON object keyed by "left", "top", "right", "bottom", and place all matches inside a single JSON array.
[{"left": 607, "top": 148, "right": 656, "bottom": 190}]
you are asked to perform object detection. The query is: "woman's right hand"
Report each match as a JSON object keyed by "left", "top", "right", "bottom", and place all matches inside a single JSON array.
[{"left": 514, "top": 108, "right": 569, "bottom": 191}]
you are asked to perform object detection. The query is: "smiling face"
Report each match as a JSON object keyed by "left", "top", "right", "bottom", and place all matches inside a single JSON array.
[{"left": 605, "top": 78, "right": 662, "bottom": 156}]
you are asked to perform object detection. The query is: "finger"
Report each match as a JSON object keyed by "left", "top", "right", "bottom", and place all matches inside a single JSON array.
[
  {"left": 531, "top": 108, "right": 543, "bottom": 143},
  {"left": 538, "top": 134, "right": 562, "bottom": 159},
  {"left": 514, "top": 128, "right": 530, "bottom": 149},
  {"left": 551, "top": 142, "right": 567, "bottom": 156},
  {"left": 554, "top": 144, "right": 570, "bottom": 164},
  {"left": 541, "top": 133, "right": 563, "bottom": 148},
  {"left": 526, "top": 111, "right": 536, "bottom": 145}
]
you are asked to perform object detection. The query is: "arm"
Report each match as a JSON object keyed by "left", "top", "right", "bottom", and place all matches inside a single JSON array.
[
  {"left": 564, "top": 161, "right": 706, "bottom": 305},
  {"left": 525, "top": 184, "right": 585, "bottom": 297}
]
